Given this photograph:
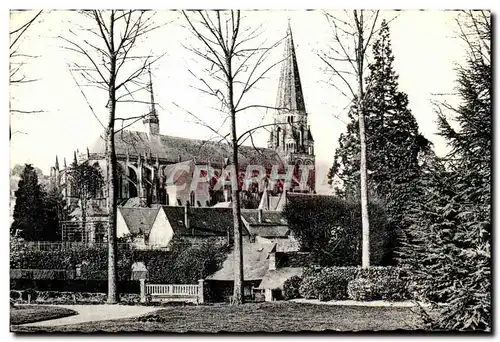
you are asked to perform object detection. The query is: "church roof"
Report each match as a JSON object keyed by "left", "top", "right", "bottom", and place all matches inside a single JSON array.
[
  {"left": 119, "top": 207, "right": 159, "bottom": 236},
  {"left": 275, "top": 23, "right": 306, "bottom": 113},
  {"left": 89, "top": 130, "right": 284, "bottom": 168}
]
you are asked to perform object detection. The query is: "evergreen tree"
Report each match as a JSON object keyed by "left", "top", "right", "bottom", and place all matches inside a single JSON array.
[
  {"left": 11, "top": 164, "right": 48, "bottom": 240},
  {"left": 42, "top": 183, "right": 67, "bottom": 241},
  {"left": 399, "top": 11, "right": 491, "bottom": 331},
  {"left": 329, "top": 20, "right": 430, "bottom": 231}
]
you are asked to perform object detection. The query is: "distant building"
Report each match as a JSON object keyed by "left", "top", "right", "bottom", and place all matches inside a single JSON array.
[{"left": 50, "top": 23, "right": 315, "bottom": 216}]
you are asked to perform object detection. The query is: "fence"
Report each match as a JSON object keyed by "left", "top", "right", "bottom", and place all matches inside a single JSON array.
[
  {"left": 145, "top": 280, "right": 204, "bottom": 304},
  {"left": 12, "top": 241, "right": 170, "bottom": 251}
]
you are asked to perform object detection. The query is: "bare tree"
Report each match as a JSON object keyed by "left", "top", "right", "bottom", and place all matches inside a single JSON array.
[
  {"left": 182, "top": 10, "right": 288, "bottom": 304},
  {"left": 9, "top": 10, "right": 44, "bottom": 139},
  {"left": 61, "top": 10, "right": 164, "bottom": 303},
  {"left": 318, "top": 10, "right": 381, "bottom": 268}
]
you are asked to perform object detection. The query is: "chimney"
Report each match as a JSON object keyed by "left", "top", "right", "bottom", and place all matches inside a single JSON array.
[
  {"left": 269, "top": 252, "right": 276, "bottom": 271},
  {"left": 184, "top": 202, "right": 191, "bottom": 234},
  {"left": 258, "top": 208, "right": 263, "bottom": 223}
]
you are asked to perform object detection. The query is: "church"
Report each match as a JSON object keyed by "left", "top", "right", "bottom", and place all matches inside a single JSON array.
[{"left": 51, "top": 23, "right": 315, "bottom": 213}]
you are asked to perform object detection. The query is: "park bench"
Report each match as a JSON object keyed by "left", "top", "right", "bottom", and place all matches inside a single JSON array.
[{"left": 145, "top": 284, "right": 201, "bottom": 304}]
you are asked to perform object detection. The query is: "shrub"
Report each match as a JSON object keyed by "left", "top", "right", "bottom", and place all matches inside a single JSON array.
[
  {"left": 283, "top": 276, "right": 302, "bottom": 300},
  {"left": 299, "top": 266, "right": 409, "bottom": 302},
  {"left": 358, "top": 266, "right": 410, "bottom": 301},
  {"left": 10, "top": 240, "right": 229, "bottom": 285},
  {"left": 299, "top": 267, "right": 358, "bottom": 301},
  {"left": 10, "top": 290, "right": 21, "bottom": 300},
  {"left": 284, "top": 195, "right": 393, "bottom": 266},
  {"left": 347, "top": 278, "right": 377, "bottom": 301}
]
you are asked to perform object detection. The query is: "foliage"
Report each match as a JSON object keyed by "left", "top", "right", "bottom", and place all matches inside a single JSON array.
[
  {"left": 172, "top": 241, "right": 230, "bottom": 284},
  {"left": 67, "top": 161, "right": 104, "bottom": 201},
  {"left": 327, "top": 21, "right": 432, "bottom": 263},
  {"left": 398, "top": 12, "right": 491, "bottom": 331},
  {"left": 11, "top": 164, "right": 50, "bottom": 240},
  {"left": 347, "top": 267, "right": 410, "bottom": 301},
  {"left": 283, "top": 195, "right": 391, "bottom": 266},
  {"left": 283, "top": 276, "right": 302, "bottom": 300},
  {"left": 299, "top": 267, "right": 358, "bottom": 301},
  {"left": 10, "top": 240, "right": 230, "bottom": 285},
  {"left": 347, "top": 278, "right": 376, "bottom": 301},
  {"left": 299, "top": 266, "right": 408, "bottom": 302}
]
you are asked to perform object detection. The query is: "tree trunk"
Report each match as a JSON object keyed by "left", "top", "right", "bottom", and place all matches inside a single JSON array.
[
  {"left": 106, "top": 125, "right": 118, "bottom": 303},
  {"left": 106, "top": 11, "right": 118, "bottom": 304},
  {"left": 227, "top": 60, "right": 244, "bottom": 305},
  {"left": 355, "top": 10, "right": 370, "bottom": 269}
]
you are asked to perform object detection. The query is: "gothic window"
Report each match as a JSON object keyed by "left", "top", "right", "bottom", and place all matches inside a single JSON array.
[
  {"left": 276, "top": 127, "right": 281, "bottom": 147},
  {"left": 300, "top": 125, "right": 304, "bottom": 147},
  {"left": 128, "top": 167, "right": 138, "bottom": 198},
  {"left": 190, "top": 191, "right": 196, "bottom": 207}
]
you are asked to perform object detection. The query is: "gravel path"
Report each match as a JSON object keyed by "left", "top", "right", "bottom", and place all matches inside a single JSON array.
[{"left": 21, "top": 305, "right": 159, "bottom": 327}]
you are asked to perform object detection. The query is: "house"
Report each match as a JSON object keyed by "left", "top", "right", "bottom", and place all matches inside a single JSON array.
[
  {"left": 117, "top": 207, "right": 160, "bottom": 248},
  {"left": 205, "top": 241, "right": 276, "bottom": 301},
  {"left": 146, "top": 205, "right": 251, "bottom": 248},
  {"left": 241, "top": 209, "right": 300, "bottom": 252}
]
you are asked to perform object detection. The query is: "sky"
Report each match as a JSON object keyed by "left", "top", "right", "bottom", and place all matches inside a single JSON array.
[{"left": 9, "top": 9, "right": 468, "bottom": 194}]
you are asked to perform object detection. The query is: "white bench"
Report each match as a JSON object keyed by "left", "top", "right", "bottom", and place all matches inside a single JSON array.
[{"left": 145, "top": 283, "right": 202, "bottom": 304}]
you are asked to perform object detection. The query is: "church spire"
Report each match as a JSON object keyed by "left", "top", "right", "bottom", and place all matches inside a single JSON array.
[
  {"left": 275, "top": 20, "right": 306, "bottom": 113},
  {"left": 55, "top": 155, "right": 59, "bottom": 171},
  {"left": 144, "top": 67, "right": 160, "bottom": 136}
]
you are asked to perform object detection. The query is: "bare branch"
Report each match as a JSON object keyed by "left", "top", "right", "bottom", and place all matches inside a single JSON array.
[{"left": 10, "top": 10, "right": 43, "bottom": 49}]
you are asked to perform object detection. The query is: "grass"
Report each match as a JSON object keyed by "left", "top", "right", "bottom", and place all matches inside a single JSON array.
[
  {"left": 12, "top": 302, "right": 423, "bottom": 333},
  {"left": 10, "top": 305, "right": 78, "bottom": 326}
]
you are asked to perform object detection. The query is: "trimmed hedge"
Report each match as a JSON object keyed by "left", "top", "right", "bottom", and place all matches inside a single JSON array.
[
  {"left": 347, "top": 278, "right": 377, "bottom": 301},
  {"left": 9, "top": 289, "right": 141, "bottom": 305},
  {"left": 283, "top": 276, "right": 302, "bottom": 300},
  {"left": 299, "top": 266, "right": 410, "bottom": 302},
  {"left": 11, "top": 240, "right": 229, "bottom": 286}
]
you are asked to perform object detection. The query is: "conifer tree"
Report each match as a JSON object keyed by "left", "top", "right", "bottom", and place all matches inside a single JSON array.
[
  {"left": 399, "top": 11, "right": 491, "bottom": 331},
  {"left": 11, "top": 164, "right": 48, "bottom": 240},
  {"left": 329, "top": 20, "right": 430, "bottom": 231}
]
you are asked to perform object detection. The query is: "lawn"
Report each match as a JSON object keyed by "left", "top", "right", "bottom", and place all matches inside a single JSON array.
[
  {"left": 10, "top": 305, "right": 78, "bottom": 326},
  {"left": 12, "top": 302, "right": 423, "bottom": 332}
]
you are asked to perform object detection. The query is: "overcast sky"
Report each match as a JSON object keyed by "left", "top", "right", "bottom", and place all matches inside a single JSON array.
[{"left": 9, "top": 9, "right": 468, "bottom": 193}]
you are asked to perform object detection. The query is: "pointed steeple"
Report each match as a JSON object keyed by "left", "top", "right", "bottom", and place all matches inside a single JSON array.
[
  {"left": 64, "top": 157, "right": 67, "bottom": 168},
  {"left": 144, "top": 67, "right": 160, "bottom": 136},
  {"left": 55, "top": 155, "right": 59, "bottom": 171},
  {"left": 73, "top": 151, "right": 78, "bottom": 166},
  {"left": 275, "top": 21, "right": 306, "bottom": 113}
]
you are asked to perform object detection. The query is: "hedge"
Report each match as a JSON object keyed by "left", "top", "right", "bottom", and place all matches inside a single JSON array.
[
  {"left": 10, "top": 289, "right": 141, "bottom": 305},
  {"left": 299, "top": 266, "right": 410, "bottom": 302},
  {"left": 10, "top": 240, "right": 229, "bottom": 285},
  {"left": 283, "top": 276, "right": 302, "bottom": 300}
]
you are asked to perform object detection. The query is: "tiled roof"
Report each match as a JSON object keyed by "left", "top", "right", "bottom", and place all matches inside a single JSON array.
[
  {"left": 257, "top": 267, "right": 303, "bottom": 290},
  {"left": 241, "top": 210, "right": 289, "bottom": 237},
  {"left": 206, "top": 241, "right": 275, "bottom": 281},
  {"left": 241, "top": 210, "right": 287, "bottom": 226},
  {"left": 89, "top": 130, "right": 284, "bottom": 168},
  {"left": 246, "top": 225, "right": 289, "bottom": 237},
  {"left": 119, "top": 207, "right": 159, "bottom": 235},
  {"left": 161, "top": 206, "right": 250, "bottom": 237}
]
